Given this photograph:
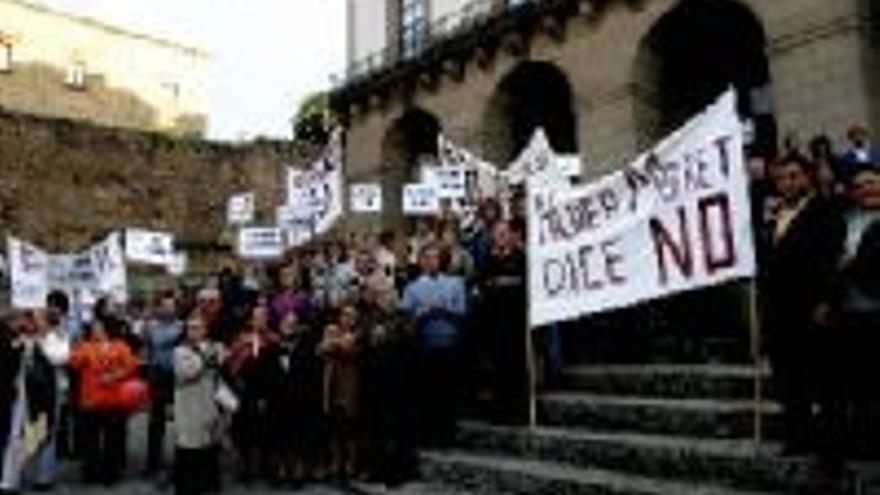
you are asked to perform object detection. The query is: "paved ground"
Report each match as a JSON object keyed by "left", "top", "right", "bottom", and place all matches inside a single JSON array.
[{"left": 38, "top": 413, "right": 389, "bottom": 495}]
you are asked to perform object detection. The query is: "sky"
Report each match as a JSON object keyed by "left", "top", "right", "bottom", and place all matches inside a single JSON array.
[{"left": 43, "top": 0, "right": 347, "bottom": 141}]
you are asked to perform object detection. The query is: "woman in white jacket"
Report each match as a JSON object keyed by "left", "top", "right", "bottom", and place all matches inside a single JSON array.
[{"left": 173, "top": 316, "right": 225, "bottom": 495}]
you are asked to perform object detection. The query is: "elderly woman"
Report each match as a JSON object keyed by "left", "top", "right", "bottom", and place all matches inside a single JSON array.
[
  {"left": 319, "top": 304, "right": 363, "bottom": 480},
  {"left": 173, "top": 316, "right": 225, "bottom": 495}
]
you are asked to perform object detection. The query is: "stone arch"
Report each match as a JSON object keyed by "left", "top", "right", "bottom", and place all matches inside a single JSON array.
[
  {"left": 380, "top": 106, "right": 442, "bottom": 226},
  {"left": 634, "top": 0, "right": 777, "bottom": 157},
  {"left": 482, "top": 60, "right": 579, "bottom": 165}
]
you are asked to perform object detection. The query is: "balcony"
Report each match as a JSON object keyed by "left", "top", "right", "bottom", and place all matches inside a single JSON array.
[{"left": 330, "top": 0, "right": 585, "bottom": 109}]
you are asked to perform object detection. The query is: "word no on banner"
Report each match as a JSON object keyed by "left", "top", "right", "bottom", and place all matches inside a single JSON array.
[{"left": 527, "top": 91, "right": 756, "bottom": 327}]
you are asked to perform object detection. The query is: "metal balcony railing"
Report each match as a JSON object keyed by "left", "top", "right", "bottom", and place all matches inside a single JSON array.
[{"left": 331, "top": 0, "right": 546, "bottom": 90}]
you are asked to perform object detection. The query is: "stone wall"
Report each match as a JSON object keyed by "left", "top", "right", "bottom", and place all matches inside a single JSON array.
[{"left": 0, "top": 107, "right": 310, "bottom": 274}]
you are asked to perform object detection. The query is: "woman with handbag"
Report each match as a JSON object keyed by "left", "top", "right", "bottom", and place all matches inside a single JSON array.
[
  {"left": 173, "top": 316, "right": 226, "bottom": 495},
  {"left": 68, "top": 319, "right": 138, "bottom": 485}
]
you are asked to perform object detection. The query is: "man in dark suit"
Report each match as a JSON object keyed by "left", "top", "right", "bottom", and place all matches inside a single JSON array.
[{"left": 760, "top": 152, "right": 845, "bottom": 454}]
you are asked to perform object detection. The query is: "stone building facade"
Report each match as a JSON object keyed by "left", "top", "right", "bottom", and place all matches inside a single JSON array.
[
  {"left": 0, "top": 0, "right": 210, "bottom": 136},
  {"left": 334, "top": 0, "right": 879, "bottom": 225}
]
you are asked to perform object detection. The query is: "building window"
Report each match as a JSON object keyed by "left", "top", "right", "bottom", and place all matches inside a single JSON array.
[
  {"left": 163, "top": 81, "right": 181, "bottom": 100},
  {"left": 0, "top": 44, "right": 11, "bottom": 73},
  {"left": 65, "top": 62, "right": 87, "bottom": 89},
  {"left": 400, "top": 0, "right": 426, "bottom": 59}
]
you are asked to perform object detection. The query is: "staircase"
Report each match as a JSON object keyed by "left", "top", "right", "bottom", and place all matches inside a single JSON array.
[{"left": 366, "top": 364, "right": 866, "bottom": 494}]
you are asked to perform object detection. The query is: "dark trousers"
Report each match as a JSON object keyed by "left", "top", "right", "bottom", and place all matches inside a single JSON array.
[
  {"left": 231, "top": 402, "right": 267, "bottom": 480},
  {"left": 148, "top": 375, "right": 173, "bottom": 471},
  {"left": 767, "top": 323, "right": 820, "bottom": 451},
  {"left": 419, "top": 346, "right": 459, "bottom": 446},
  {"left": 771, "top": 350, "right": 814, "bottom": 448},
  {"left": 80, "top": 410, "right": 127, "bottom": 484},
  {"left": 365, "top": 353, "right": 416, "bottom": 484},
  {"left": 174, "top": 446, "right": 219, "bottom": 495},
  {"left": 489, "top": 325, "right": 528, "bottom": 424}
]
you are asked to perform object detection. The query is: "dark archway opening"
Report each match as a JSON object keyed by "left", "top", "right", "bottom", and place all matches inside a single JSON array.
[
  {"left": 484, "top": 61, "right": 579, "bottom": 164},
  {"left": 639, "top": 0, "right": 777, "bottom": 158},
  {"left": 380, "top": 107, "right": 442, "bottom": 227}
]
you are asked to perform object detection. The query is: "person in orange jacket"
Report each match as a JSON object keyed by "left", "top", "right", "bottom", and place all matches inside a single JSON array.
[{"left": 69, "top": 319, "right": 138, "bottom": 485}]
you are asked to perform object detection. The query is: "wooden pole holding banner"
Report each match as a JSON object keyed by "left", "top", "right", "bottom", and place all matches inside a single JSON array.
[
  {"left": 525, "top": 179, "right": 539, "bottom": 431},
  {"left": 749, "top": 279, "right": 764, "bottom": 449},
  {"left": 527, "top": 324, "right": 538, "bottom": 429}
]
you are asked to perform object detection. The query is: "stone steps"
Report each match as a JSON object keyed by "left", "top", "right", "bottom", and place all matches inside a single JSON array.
[
  {"left": 408, "top": 363, "right": 860, "bottom": 494},
  {"left": 350, "top": 480, "right": 491, "bottom": 495},
  {"left": 420, "top": 450, "right": 787, "bottom": 495},
  {"left": 560, "top": 364, "right": 771, "bottom": 400},
  {"left": 540, "top": 392, "right": 781, "bottom": 439},
  {"left": 454, "top": 421, "right": 825, "bottom": 493}
]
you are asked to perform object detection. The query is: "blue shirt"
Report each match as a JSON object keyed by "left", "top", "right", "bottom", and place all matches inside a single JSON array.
[
  {"left": 146, "top": 319, "right": 184, "bottom": 374},
  {"left": 401, "top": 273, "right": 467, "bottom": 349}
]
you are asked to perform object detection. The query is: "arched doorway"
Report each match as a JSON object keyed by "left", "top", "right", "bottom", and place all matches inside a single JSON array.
[
  {"left": 636, "top": 0, "right": 777, "bottom": 158},
  {"left": 483, "top": 61, "right": 579, "bottom": 165},
  {"left": 380, "top": 107, "right": 442, "bottom": 227}
]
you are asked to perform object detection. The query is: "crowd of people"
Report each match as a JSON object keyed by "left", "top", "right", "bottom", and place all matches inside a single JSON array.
[
  {"left": 0, "top": 195, "right": 532, "bottom": 495},
  {"left": 0, "top": 123, "right": 878, "bottom": 494}
]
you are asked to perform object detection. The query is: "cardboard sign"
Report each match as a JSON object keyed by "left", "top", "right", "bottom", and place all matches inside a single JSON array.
[
  {"left": 403, "top": 184, "right": 440, "bottom": 216},
  {"left": 432, "top": 166, "right": 468, "bottom": 199},
  {"left": 238, "top": 227, "right": 286, "bottom": 260},
  {"left": 125, "top": 228, "right": 174, "bottom": 266},
  {"left": 90, "top": 232, "right": 128, "bottom": 304},
  {"left": 528, "top": 91, "right": 755, "bottom": 327},
  {"left": 437, "top": 135, "right": 501, "bottom": 201},
  {"left": 350, "top": 183, "right": 382, "bottom": 213},
  {"left": 166, "top": 252, "right": 188, "bottom": 277},
  {"left": 227, "top": 192, "right": 255, "bottom": 225}
]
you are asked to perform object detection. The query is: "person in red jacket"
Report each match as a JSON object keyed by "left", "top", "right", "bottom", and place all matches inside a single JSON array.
[{"left": 69, "top": 319, "right": 138, "bottom": 485}]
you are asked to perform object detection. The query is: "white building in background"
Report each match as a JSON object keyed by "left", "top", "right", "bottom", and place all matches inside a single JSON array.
[{"left": 0, "top": 0, "right": 210, "bottom": 135}]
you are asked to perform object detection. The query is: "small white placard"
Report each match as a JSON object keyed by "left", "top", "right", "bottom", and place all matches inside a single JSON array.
[
  {"left": 350, "top": 183, "right": 382, "bottom": 213},
  {"left": 403, "top": 184, "right": 440, "bottom": 216}
]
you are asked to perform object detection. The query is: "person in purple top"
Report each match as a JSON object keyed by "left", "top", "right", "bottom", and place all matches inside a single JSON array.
[{"left": 270, "top": 265, "right": 313, "bottom": 329}]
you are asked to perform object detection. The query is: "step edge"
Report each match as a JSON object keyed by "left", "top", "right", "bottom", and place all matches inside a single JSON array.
[{"left": 421, "top": 449, "right": 787, "bottom": 495}]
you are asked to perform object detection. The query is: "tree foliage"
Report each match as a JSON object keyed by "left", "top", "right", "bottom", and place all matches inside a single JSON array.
[{"left": 292, "top": 92, "right": 330, "bottom": 146}]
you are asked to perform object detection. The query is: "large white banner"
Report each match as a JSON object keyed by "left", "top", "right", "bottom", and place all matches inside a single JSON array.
[
  {"left": 8, "top": 237, "right": 50, "bottom": 309},
  {"left": 125, "top": 228, "right": 174, "bottom": 266},
  {"left": 284, "top": 129, "right": 344, "bottom": 238},
  {"left": 8, "top": 233, "right": 130, "bottom": 309},
  {"left": 528, "top": 91, "right": 755, "bottom": 327}
]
